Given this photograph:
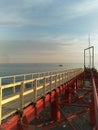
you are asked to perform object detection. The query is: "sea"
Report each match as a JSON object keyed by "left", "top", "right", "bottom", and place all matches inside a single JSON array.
[
  {"left": 0, "top": 63, "right": 84, "bottom": 97},
  {"left": 0, "top": 63, "right": 84, "bottom": 77}
]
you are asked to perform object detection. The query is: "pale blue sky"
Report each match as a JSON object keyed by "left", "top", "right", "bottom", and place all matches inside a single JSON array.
[{"left": 0, "top": 0, "right": 98, "bottom": 63}]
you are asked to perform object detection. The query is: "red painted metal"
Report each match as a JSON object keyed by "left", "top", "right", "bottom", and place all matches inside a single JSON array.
[
  {"left": 0, "top": 115, "right": 18, "bottom": 130},
  {"left": 91, "top": 72, "right": 98, "bottom": 130},
  {"left": 1, "top": 71, "right": 98, "bottom": 130},
  {"left": 51, "top": 91, "right": 60, "bottom": 121},
  {"left": 59, "top": 108, "right": 76, "bottom": 130}
]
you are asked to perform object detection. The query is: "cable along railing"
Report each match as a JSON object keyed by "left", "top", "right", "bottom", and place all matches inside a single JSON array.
[{"left": 0, "top": 68, "right": 83, "bottom": 124}]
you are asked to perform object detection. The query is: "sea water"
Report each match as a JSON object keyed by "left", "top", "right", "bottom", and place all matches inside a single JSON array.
[
  {"left": 1, "top": 62, "right": 98, "bottom": 97},
  {"left": 0, "top": 63, "right": 83, "bottom": 77},
  {"left": 0, "top": 63, "right": 83, "bottom": 97}
]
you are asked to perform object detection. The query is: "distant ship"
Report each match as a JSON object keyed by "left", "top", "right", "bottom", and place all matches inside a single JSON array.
[{"left": 59, "top": 64, "right": 63, "bottom": 67}]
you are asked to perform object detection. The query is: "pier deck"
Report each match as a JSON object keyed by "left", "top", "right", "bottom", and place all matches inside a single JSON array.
[
  {"left": 0, "top": 68, "right": 98, "bottom": 130},
  {"left": 0, "top": 68, "right": 83, "bottom": 123}
]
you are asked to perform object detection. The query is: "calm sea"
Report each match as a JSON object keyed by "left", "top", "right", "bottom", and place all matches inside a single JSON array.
[{"left": 0, "top": 63, "right": 84, "bottom": 77}]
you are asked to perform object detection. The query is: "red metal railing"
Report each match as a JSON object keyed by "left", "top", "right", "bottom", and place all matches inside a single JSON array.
[{"left": 91, "top": 72, "right": 98, "bottom": 130}]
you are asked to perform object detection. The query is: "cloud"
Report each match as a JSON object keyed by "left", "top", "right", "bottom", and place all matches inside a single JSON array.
[
  {"left": 1, "top": 1, "right": 98, "bottom": 63},
  {"left": 24, "top": 0, "right": 98, "bottom": 26},
  {"left": 0, "top": 39, "right": 63, "bottom": 63},
  {"left": 0, "top": 39, "right": 61, "bottom": 56},
  {"left": 69, "top": 0, "right": 98, "bottom": 18},
  {"left": 0, "top": 21, "right": 23, "bottom": 26},
  {"left": 23, "top": 0, "right": 53, "bottom": 8},
  {"left": 0, "top": 33, "right": 95, "bottom": 63},
  {"left": 0, "top": 0, "right": 54, "bottom": 26},
  {"left": 0, "top": 13, "right": 21, "bottom": 26},
  {"left": 0, "top": 0, "right": 98, "bottom": 26},
  {"left": 0, "top": 34, "right": 88, "bottom": 56}
]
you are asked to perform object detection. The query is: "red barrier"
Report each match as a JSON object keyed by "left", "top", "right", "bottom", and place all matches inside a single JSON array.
[
  {"left": 91, "top": 72, "right": 98, "bottom": 130},
  {"left": 0, "top": 73, "right": 84, "bottom": 130}
]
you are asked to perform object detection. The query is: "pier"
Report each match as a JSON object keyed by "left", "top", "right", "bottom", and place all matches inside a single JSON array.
[
  {"left": 0, "top": 68, "right": 82, "bottom": 121},
  {"left": 0, "top": 67, "right": 98, "bottom": 130},
  {"left": 0, "top": 46, "right": 98, "bottom": 130}
]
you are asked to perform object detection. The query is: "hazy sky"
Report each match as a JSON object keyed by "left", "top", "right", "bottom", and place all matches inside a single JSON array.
[{"left": 0, "top": 0, "right": 98, "bottom": 63}]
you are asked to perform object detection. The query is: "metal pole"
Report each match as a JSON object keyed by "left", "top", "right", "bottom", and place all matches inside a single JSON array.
[
  {"left": 13, "top": 76, "right": 15, "bottom": 93},
  {"left": 34, "top": 79, "right": 37, "bottom": 102},
  {"left": 88, "top": 34, "right": 91, "bottom": 68},
  {"left": 20, "top": 82, "right": 24, "bottom": 111},
  {"left": 62, "top": 73, "right": 64, "bottom": 84},
  {"left": 23, "top": 75, "right": 26, "bottom": 90},
  {"left": 43, "top": 77, "right": 46, "bottom": 96},
  {"left": 92, "top": 46, "right": 94, "bottom": 68},
  {"left": 84, "top": 49, "right": 86, "bottom": 69},
  {"left": 55, "top": 75, "right": 57, "bottom": 89},
  {"left": 50, "top": 76, "right": 52, "bottom": 91},
  {"left": 59, "top": 74, "right": 61, "bottom": 86},
  {"left": 84, "top": 46, "right": 94, "bottom": 69}
]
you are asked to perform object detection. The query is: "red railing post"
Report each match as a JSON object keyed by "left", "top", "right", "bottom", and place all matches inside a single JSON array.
[
  {"left": 89, "top": 94, "right": 95, "bottom": 126},
  {"left": 51, "top": 91, "right": 60, "bottom": 122},
  {"left": 90, "top": 72, "right": 98, "bottom": 130},
  {"left": 65, "top": 84, "right": 71, "bottom": 103}
]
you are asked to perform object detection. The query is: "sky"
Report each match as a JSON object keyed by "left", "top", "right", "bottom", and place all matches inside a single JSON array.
[{"left": 0, "top": 0, "right": 98, "bottom": 64}]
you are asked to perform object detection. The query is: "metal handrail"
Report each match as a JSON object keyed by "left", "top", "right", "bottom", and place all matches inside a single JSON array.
[
  {"left": 0, "top": 68, "right": 83, "bottom": 124},
  {"left": 91, "top": 72, "right": 98, "bottom": 130}
]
